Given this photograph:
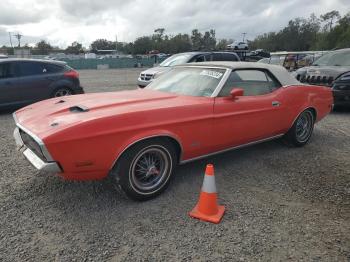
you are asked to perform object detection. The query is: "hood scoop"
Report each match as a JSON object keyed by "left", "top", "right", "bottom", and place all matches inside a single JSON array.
[{"left": 69, "top": 105, "right": 89, "bottom": 113}]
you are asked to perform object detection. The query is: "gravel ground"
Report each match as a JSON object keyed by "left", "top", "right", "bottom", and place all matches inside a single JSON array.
[{"left": 0, "top": 69, "right": 349, "bottom": 261}]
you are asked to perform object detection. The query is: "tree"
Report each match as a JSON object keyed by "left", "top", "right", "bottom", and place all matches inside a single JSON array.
[
  {"left": 133, "top": 36, "right": 153, "bottom": 54},
  {"left": 35, "top": 40, "right": 53, "bottom": 55},
  {"left": 216, "top": 39, "right": 229, "bottom": 50},
  {"left": 90, "top": 39, "right": 116, "bottom": 53},
  {"left": 202, "top": 29, "right": 216, "bottom": 50},
  {"left": 321, "top": 10, "right": 340, "bottom": 31},
  {"left": 65, "top": 41, "right": 84, "bottom": 54},
  {"left": 167, "top": 34, "right": 192, "bottom": 53},
  {"left": 191, "top": 29, "right": 203, "bottom": 50}
]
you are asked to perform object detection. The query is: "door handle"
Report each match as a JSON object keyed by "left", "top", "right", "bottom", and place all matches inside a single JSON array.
[{"left": 272, "top": 101, "right": 280, "bottom": 107}]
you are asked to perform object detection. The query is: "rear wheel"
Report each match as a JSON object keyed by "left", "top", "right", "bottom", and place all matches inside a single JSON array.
[
  {"left": 111, "top": 138, "right": 177, "bottom": 201},
  {"left": 51, "top": 87, "right": 73, "bottom": 98},
  {"left": 284, "top": 109, "right": 315, "bottom": 147}
]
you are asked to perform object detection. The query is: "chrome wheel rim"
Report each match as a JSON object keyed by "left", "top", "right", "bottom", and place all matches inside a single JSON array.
[
  {"left": 296, "top": 111, "right": 313, "bottom": 143},
  {"left": 54, "top": 88, "right": 71, "bottom": 97},
  {"left": 130, "top": 146, "right": 170, "bottom": 192}
]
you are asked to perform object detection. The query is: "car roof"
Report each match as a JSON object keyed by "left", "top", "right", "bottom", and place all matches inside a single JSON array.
[
  {"left": 178, "top": 51, "right": 238, "bottom": 56},
  {"left": 0, "top": 58, "right": 66, "bottom": 66},
  {"left": 180, "top": 61, "right": 301, "bottom": 86}
]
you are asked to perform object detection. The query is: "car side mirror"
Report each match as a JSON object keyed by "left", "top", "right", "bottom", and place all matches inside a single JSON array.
[{"left": 230, "top": 88, "right": 244, "bottom": 99}]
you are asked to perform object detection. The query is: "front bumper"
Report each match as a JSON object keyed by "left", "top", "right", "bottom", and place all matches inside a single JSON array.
[
  {"left": 137, "top": 78, "right": 152, "bottom": 87},
  {"left": 13, "top": 127, "right": 62, "bottom": 173},
  {"left": 333, "top": 89, "right": 350, "bottom": 106}
]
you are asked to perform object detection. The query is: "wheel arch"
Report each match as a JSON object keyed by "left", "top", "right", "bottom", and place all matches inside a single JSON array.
[
  {"left": 109, "top": 134, "right": 183, "bottom": 171},
  {"left": 289, "top": 106, "right": 317, "bottom": 130}
]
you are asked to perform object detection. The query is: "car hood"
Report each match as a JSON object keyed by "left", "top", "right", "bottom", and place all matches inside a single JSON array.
[
  {"left": 14, "top": 89, "right": 181, "bottom": 139},
  {"left": 296, "top": 66, "right": 350, "bottom": 79},
  {"left": 140, "top": 66, "right": 171, "bottom": 75}
]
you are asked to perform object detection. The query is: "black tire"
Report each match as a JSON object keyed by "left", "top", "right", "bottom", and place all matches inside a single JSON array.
[
  {"left": 283, "top": 109, "right": 315, "bottom": 147},
  {"left": 111, "top": 138, "right": 177, "bottom": 201},
  {"left": 234, "top": 46, "right": 238, "bottom": 50},
  {"left": 51, "top": 87, "right": 74, "bottom": 98},
  {"left": 244, "top": 47, "right": 248, "bottom": 50}
]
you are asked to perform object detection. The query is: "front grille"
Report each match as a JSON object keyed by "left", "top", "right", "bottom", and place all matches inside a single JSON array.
[
  {"left": 19, "top": 129, "right": 46, "bottom": 161},
  {"left": 297, "top": 74, "right": 334, "bottom": 86},
  {"left": 140, "top": 74, "right": 153, "bottom": 81}
]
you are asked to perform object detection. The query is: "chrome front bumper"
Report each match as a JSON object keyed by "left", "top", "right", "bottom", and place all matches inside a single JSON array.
[{"left": 13, "top": 127, "right": 62, "bottom": 173}]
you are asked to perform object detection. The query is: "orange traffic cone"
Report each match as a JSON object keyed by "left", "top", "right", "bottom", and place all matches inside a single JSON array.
[{"left": 189, "top": 164, "right": 225, "bottom": 224}]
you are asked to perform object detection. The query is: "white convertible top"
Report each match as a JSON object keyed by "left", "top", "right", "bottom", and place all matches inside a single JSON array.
[{"left": 183, "top": 61, "right": 301, "bottom": 86}]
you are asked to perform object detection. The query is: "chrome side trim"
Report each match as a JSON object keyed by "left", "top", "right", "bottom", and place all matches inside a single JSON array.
[
  {"left": 180, "top": 134, "right": 284, "bottom": 164},
  {"left": 109, "top": 134, "right": 184, "bottom": 170},
  {"left": 13, "top": 112, "right": 54, "bottom": 162}
]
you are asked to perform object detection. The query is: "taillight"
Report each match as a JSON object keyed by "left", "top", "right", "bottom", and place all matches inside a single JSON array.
[{"left": 64, "top": 70, "right": 79, "bottom": 78}]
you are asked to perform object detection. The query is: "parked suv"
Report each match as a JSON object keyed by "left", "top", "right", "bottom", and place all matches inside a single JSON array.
[
  {"left": 293, "top": 48, "right": 350, "bottom": 108},
  {"left": 0, "top": 59, "right": 83, "bottom": 109},
  {"left": 137, "top": 51, "right": 240, "bottom": 87}
]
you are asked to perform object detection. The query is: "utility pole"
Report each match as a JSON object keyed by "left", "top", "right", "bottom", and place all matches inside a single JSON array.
[
  {"left": 8, "top": 32, "right": 14, "bottom": 51},
  {"left": 115, "top": 34, "right": 118, "bottom": 54},
  {"left": 14, "top": 33, "right": 23, "bottom": 47},
  {"left": 242, "top": 33, "right": 247, "bottom": 42}
]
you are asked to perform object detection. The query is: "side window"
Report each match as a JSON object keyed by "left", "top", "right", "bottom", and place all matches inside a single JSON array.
[
  {"left": 195, "top": 55, "right": 205, "bottom": 62},
  {"left": 222, "top": 53, "right": 238, "bottom": 61},
  {"left": 0, "top": 63, "right": 14, "bottom": 79},
  {"left": 16, "top": 62, "right": 45, "bottom": 77},
  {"left": 204, "top": 54, "right": 212, "bottom": 61},
  {"left": 42, "top": 63, "right": 63, "bottom": 73},
  {"left": 212, "top": 53, "right": 223, "bottom": 61},
  {"left": 218, "top": 69, "right": 281, "bottom": 97}
]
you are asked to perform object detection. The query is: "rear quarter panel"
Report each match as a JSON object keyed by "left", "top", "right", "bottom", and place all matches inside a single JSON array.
[{"left": 282, "top": 84, "right": 333, "bottom": 127}]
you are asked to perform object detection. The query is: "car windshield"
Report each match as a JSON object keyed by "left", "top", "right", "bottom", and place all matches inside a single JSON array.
[
  {"left": 159, "top": 53, "right": 193, "bottom": 67},
  {"left": 313, "top": 50, "right": 350, "bottom": 66},
  {"left": 146, "top": 67, "right": 226, "bottom": 97}
]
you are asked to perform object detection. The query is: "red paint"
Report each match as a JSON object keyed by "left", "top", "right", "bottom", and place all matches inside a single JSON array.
[{"left": 15, "top": 85, "right": 333, "bottom": 181}]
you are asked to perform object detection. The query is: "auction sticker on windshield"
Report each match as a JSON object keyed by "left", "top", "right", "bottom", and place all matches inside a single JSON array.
[{"left": 200, "top": 70, "right": 224, "bottom": 79}]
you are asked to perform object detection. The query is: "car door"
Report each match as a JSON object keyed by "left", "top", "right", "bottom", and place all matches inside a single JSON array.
[
  {"left": 13, "top": 61, "right": 53, "bottom": 104},
  {"left": 0, "top": 62, "right": 23, "bottom": 107},
  {"left": 212, "top": 69, "right": 288, "bottom": 151}
]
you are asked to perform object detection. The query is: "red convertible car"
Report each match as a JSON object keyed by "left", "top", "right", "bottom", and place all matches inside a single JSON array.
[{"left": 13, "top": 62, "right": 333, "bottom": 200}]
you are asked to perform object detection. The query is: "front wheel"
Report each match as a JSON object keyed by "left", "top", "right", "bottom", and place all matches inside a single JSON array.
[
  {"left": 283, "top": 109, "right": 315, "bottom": 147},
  {"left": 111, "top": 139, "right": 177, "bottom": 201}
]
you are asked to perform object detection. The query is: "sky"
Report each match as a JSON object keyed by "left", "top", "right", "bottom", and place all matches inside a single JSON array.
[{"left": 0, "top": 0, "right": 348, "bottom": 48}]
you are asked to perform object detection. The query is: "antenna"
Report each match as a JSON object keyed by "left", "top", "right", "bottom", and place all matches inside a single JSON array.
[{"left": 14, "top": 33, "right": 23, "bottom": 47}]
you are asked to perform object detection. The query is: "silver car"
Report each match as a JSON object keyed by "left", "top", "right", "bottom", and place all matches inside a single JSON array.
[{"left": 137, "top": 51, "right": 240, "bottom": 87}]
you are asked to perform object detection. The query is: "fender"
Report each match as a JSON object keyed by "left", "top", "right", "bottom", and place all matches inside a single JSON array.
[{"left": 109, "top": 129, "right": 184, "bottom": 170}]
